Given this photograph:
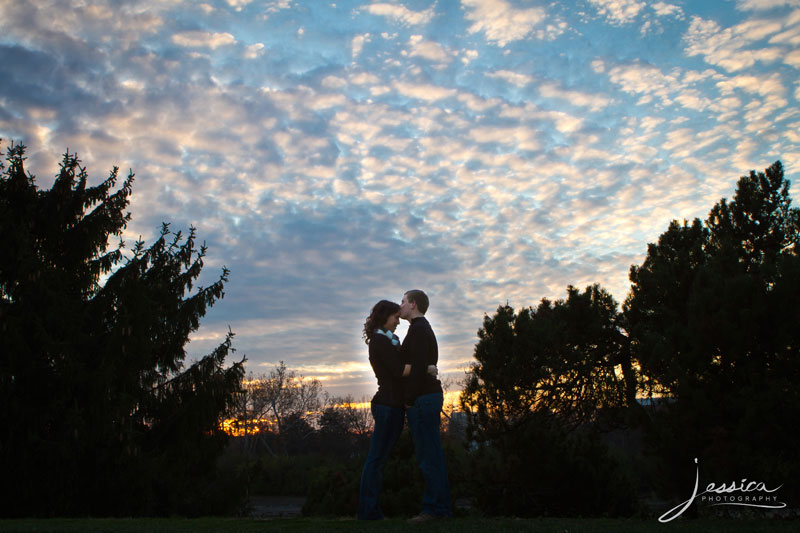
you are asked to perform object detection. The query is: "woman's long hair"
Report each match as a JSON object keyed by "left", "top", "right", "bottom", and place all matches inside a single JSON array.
[{"left": 363, "top": 300, "right": 400, "bottom": 344}]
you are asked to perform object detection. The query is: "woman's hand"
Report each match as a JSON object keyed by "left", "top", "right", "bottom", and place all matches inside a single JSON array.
[{"left": 427, "top": 364, "right": 438, "bottom": 377}]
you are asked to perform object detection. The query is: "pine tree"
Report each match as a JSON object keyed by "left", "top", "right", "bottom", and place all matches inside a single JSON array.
[
  {"left": 461, "top": 284, "right": 630, "bottom": 442},
  {"left": 0, "top": 142, "right": 245, "bottom": 516},
  {"left": 459, "top": 286, "right": 637, "bottom": 517},
  {"left": 624, "top": 161, "right": 800, "bottom": 500}
]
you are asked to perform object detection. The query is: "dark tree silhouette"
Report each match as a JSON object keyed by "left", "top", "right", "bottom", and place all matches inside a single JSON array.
[
  {"left": 461, "top": 284, "right": 631, "bottom": 441},
  {"left": 228, "top": 362, "right": 323, "bottom": 456},
  {"left": 316, "top": 395, "right": 372, "bottom": 456},
  {"left": 459, "top": 285, "right": 638, "bottom": 516},
  {"left": 625, "top": 161, "right": 800, "bottom": 499},
  {"left": 0, "top": 142, "right": 245, "bottom": 517},
  {"left": 624, "top": 218, "right": 709, "bottom": 396}
]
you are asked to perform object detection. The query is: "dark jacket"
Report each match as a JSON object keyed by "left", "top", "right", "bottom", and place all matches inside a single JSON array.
[
  {"left": 368, "top": 331, "right": 406, "bottom": 408},
  {"left": 401, "top": 316, "right": 442, "bottom": 405}
]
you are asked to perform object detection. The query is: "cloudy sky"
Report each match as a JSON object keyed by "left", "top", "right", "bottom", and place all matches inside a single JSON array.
[{"left": 2, "top": 0, "right": 799, "bottom": 399}]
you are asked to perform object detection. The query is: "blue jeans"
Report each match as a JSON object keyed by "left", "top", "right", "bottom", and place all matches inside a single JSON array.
[
  {"left": 358, "top": 403, "right": 404, "bottom": 520},
  {"left": 406, "top": 392, "right": 452, "bottom": 517}
]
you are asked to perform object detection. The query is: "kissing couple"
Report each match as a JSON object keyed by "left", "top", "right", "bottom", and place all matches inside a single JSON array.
[{"left": 357, "top": 289, "right": 452, "bottom": 523}]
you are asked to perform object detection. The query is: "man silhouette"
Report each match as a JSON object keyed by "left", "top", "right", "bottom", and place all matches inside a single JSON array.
[{"left": 398, "top": 289, "right": 451, "bottom": 522}]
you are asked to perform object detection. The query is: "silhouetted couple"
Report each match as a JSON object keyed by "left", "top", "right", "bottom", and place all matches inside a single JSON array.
[{"left": 357, "top": 290, "right": 451, "bottom": 523}]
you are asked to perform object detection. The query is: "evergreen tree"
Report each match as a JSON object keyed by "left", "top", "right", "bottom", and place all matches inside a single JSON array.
[
  {"left": 0, "top": 142, "right": 245, "bottom": 517},
  {"left": 459, "top": 285, "right": 638, "bottom": 516},
  {"left": 461, "top": 284, "right": 630, "bottom": 442},
  {"left": 624, "top": 161, "right": 800, "bottom": 500}
]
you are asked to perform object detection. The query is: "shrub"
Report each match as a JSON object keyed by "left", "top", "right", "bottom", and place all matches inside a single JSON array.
[{"left": 468, "top": 419, "right": 639, "bottom": 517}]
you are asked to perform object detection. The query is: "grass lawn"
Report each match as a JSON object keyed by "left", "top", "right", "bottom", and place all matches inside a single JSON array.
[{"left": 0, "top": 517, "right": 797, "bottom": 532}]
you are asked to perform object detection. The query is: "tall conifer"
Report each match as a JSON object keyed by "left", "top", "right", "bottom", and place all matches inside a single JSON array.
[{"left": 0, "top": 142, "right": 245, "bottom": 516}]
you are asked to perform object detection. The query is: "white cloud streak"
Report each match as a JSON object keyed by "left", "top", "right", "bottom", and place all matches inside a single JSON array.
[
  {"left": 462, "top": 0, "right": 547, "bottom": 47},
  {"left": 363, "top": 3, "right": 435, "bottom": 25},
  {"left": 589, "top": 0, "right": 646, "bottom": 25},
  {"left": 172, "top": 31, "right": 237, "bottom": 49}
]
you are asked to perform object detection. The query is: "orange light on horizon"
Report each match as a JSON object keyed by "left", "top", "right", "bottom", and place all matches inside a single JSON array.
[
  {"left": 221, "top": 391, "right": 467, "bottom": 436},
  {"left": 220, "top": 417, "right": 276, "bottom": 437}
]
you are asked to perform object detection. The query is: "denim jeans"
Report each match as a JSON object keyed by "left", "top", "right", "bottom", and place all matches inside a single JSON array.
[
  {"left": 406, "top": 392, "right": 452, "bottom": 517},
  {"left": 358, "top": 403, "right": 405, "bottom": 520}
]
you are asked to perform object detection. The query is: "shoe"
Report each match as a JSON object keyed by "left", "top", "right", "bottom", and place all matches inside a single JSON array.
[{"left": 407, "top": 512, "right": 444, "bottom": 524}]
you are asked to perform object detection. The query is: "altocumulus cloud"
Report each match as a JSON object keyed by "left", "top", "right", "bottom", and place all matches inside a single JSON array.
[{"left": 172, "top": 30, "right": 237, "bottom": 49}]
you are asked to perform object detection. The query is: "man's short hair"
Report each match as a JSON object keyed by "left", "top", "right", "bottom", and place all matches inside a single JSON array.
[{"left": 405, "top": 289, "right": 429, "bottom": 314}]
